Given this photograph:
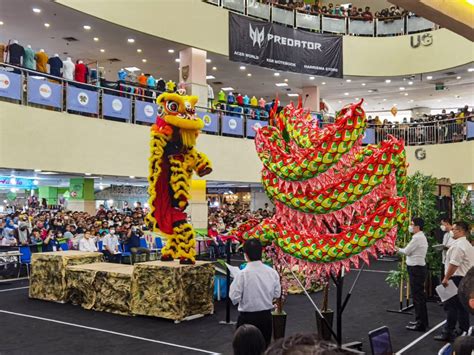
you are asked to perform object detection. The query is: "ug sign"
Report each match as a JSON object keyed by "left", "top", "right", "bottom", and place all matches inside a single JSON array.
[{"left": 410, "top": 33, "right": 433, "bottom": 48}]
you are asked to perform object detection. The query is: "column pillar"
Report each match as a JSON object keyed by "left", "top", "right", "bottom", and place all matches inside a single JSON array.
[
  {"left": 187, "top": 180, "right": 208, "bottom": 231},
  {"left": 179, "top": 47, "right": 208, "bottom": 107},
  {"left": 67, "top": 178, "right": 95, "bottom": 214},
  {"left": 302, "top": 86, "right": 320, "bottom": 112},
  {"left": 38, "top": 186, "right": 58, "bottom": 206}
]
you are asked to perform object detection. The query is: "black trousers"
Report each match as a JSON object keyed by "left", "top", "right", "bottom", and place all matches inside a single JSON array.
[
  {"left": 237, "top": 309, "right": 272, "bottom": 347},
  {"left": 444, "top": 276, "right": 470, "bottom": 335},
  {"left": 407, "top": 265, "right": 429, "bottom": 328}
]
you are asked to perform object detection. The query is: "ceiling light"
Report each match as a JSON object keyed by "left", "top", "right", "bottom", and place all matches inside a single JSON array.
[
  {"left": 10, "top": 188, "right": 17, "bottom": 193},
  {"left": 124, "top": 66, "right": 140, "bottom": 72},
  {"left": 309, "top": 76, "right": 315, "bottom": 80},
  {"left": 239, "top": 66, "right": 246, "bottom": 70},
  {"left": 385, "top": 79, "right": 391, "bottom": 83},
  {"left": 93, "top": 37, "right": 99, "bottom": 42},
  {"left": 368, "top": 90, "right": 373, "bottom": 93},
  {"left": 287, "top": 93, "right": 299, "bottom": 97},
  {"left": 344, "top": 92, "right": 349, "bottom": 96},
  {"left": 346, "top": 79, "right": 351, "bottom": 83},
  {"left": 274, "top": 72, "right": 280, "bottom": 77},
  {"left": 408, "top": 81, "right": 413, "bottom": 85},
  {"left": 404, "top": 93, "right": 409, "bottom": 96},
  {"left": 284, "top": 78, "right": 288, "bottom": 82},
  {"left": 361, "top": 83, "right": 366, "bottom": 86},
  {"left": 32, "top": 8, "right": 41, "bottom": 13},
  {"left": 399, "top": 87, "right": 405, "bottom": 91},
  {"left": 127, "top": 38, "right": 135, "bottom": 43},
  {"left": 222, "top": 87, "right": 234, "bottom": 91},
  {"left": 85, "top": 173, "right": 92, "bottom": 176},
  {"left": 206, "top": 75, "right": 215, "bottom": 80},
  {"left": 168, "top": 49, "right": 175, "bottom": 53},
  {"left": 142, "top": 59, "right": 147, "bottom": 63},
  {"left": 393, "top": 103, "right": 398, "bottom": 106},
  {"left": 44, "top": 23, "right": 50, "bottom": 28},
  {"left": 40, "top": 171, "right": 58, "bottom": 175},
  {"left": 247, "top": 73, "right": 252, "bottom": 77},
  {"left": 427, "top": 76, "right": 433, "bottom": 80},
  {"left": 468, "top": 68, "right": 474, "bottom": 72},
  {"left": 383, "top": 98, "right": 387, "bottom": 101},
  {"left": 338, "top": 100, "right": 342, "bottom": 103},
  {"left": 0, "top": 21, "right": 3, "bottom": 25},
  {"left": 100, "top": 49, "right": 105, "bottom": 53},
  {"left": 355, "top": 97, "right": 359, "bottom": 100},
  {"left": 33, "top": 180, "right": 39, "bottom": 186},
  {"left": 83, "top": 25, "right": 91, "bottom": 30},
  {"left": 206, "top": 59, "right": 212, "bottom": 63},
  {"left": 99, "top": 185, "right": 104, "bottom": 190},
  {"left": 129, "top": 176, "right": 135, "bottom": 179},
  {"left": 456, "top": 76, "right": 462, "bottom": 79},
  {"left": 275, "top": 83, "right": 288, "bottom": 87},
  {"left": 409, "top": 99, "right": 414, "bottom": 103},
  {"left": 137, "top": 49, "right": 142, "bottom": 53},
  {"left": 9, "top": 177, "right": 16, "bottom": 185},
  {"left": 175, "top": 58, "right": 180, "bottom": 63},
  {"left": 321, "top": 82, "right": 326, "bottom": 85},
  {"left": 34, "top": 169, "right": 42, "bottom": 172},
  {"left": 212, "top": 66, "right": 217, "bottom": 71}
]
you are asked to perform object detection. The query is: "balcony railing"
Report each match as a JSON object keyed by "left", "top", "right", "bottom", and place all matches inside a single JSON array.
[
  {"left": 206, "top": 0, "right": 437, "bottom": 36},
  {"left": 1, "top": 63, "right": 472, "bottom": 146}
]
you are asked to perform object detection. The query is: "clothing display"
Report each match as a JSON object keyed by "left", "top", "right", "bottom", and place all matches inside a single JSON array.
[
  {"left": 0, "top": 43, "right": 5, "bottom": 62},
  {"left": 23, "top": 46, "right": 36, "bottom": 70},
  {"left": 48, "top": 56, "right": 63, "bottom": 77},
  {"left": 118, "top": 69, "right": 127, "bottom": 81},
  {"left": 146, "top": 75, "right": 156, "bottom": 88},
  {"left": 138, "top": 73, "right": 147, "bottom": 86},
  {"left": 243, "top": 95, "right": 250, "bottom": 106},
  {"left": 250, "top": 96, "right": 258, "bottom": 107},
  {"left": 217, "top": 90, "right": 226, "bottom": 102},
  {"left": 258, "top": 97, "right": 266, "bottom": 108},
  {"left": 74, "top": 62, "right": 87, "bottom": 83},
  {"left": 63, "top": 58, "right": 75, "bottom": 80},
  {"left": 35, "top": 51, "right": 48, "bottom": 73},
  {"left": 7, "top": 42, "right": 25, "bottom": 66},
  {"left": 236, "top": 94, "right": 243, "bottom": 106},
  {"left": 207, "top": 84, "right": 214, "bottom": 100},
  {"left": 156, "top": 78, "right": 166, "bottom": 92},
  {"left": 227, "top": 92, "right": 235, "bottom": 104}
]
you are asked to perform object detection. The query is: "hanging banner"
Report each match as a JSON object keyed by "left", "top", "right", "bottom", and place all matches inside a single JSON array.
[
  {"left": 103, "top": 94, "right": 131, "bottom": 120},
  {"left": 0, "top": 70, "right": 22, "bottom": 100},
  {"left": 66, "top": 86, "right": 98, "bottom": 114},
  {"left": 0, "top": 177, "right": 38, "bottom": 190},
  {"left": 229, "top": 13, "right": 343, "bottom": 78},
  {"left": 27, "top": 77, "right": 62, "bottom": 108},
  {"left": 222, "top": 115, "right": 244, "bottom": 136},
  {"left": 135, "top": 100, "right": 158, "bottom": 123},
  {"left": 246, "top": 119, "right": 269, "bottom": 138},
  {"left": 362, "top": 128, "right": 375, "bottom": 145},
  {"left": 199, "top": 112, "right": 219, "bottom": 133}
]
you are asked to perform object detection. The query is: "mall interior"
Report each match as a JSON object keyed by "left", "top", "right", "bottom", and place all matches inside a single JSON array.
[{"left": 0, "top": 0, "right": 473, "bottom": 354}]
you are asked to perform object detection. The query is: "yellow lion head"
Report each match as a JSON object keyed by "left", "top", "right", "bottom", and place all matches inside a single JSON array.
[{"left": 156, "top": 92, "right": 203, "bottom": 131}]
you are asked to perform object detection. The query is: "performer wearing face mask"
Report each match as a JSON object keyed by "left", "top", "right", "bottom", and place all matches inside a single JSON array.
[
  {"left": 396, "top": 217, "right": 429, "bottom": 332},
  {"left": 440, "top": 218, "right": 455, "bottom": 267}
]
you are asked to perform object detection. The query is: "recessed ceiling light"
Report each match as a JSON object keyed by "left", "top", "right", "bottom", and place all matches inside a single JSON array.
[
  {"left": 355, "top": 97, "right": 359, "bottom": 100},
  {"left": 408, "top": 81, "right": 413, "bottom": 85},
  {"left": 368, "top": 90, "right": 373, "bottom": 93},
  {"left": 206, "top": 59, "right": 212, "bottom": 63},
  {"left": 93, "top": 37, "right": 99, "bottom": 42},
  {"left": 175, "top": 58, "right": 180, "bottom": 63},
  {"left": 212, "top": 66, "right": 217, "bottom": 71},
  {"left": 33, "top": 180, "right": 39, "bottom": 186},
  {"left": 399, "top": 87, "right": 405, "bottom": 91},
  {"left": 247, "top": 73, "right": 252, "bottom": 77},
  {"left": 404, "top": 93, "right": 409, "bottom": 96},
  {"left": 344, "top": 92, "right": 349, "bottom": 96},
  {"left": 127, "top": 38, "right": 135, "bottom": 43},
  {"left": 385, "top": 79, "right": 391, "bottom": 83},
  {"left": 44, "top": 23, "right": 50, "bottom": 28},
  {"left": 338, "top": 100, "right": 342, "bottom": 103},
  {"left": 239, "top": 66, "right": 246, "bottom": 70},
  {"left": 427, "top": 75, "right": 433, "bottom": 80},
  {"left": 468, "top": 68, "right": 474, "bottom": 72},
  {"left": 34, "top": 169, "right": 42, "bottom": 172},
  {"left": 275, "top": 83, "right": 288, "bottom": 87},
  {"left": 309, "top": 76, "right": 315, "bottom": 80},
  {"left": 83, "top": 25, "right": 91, "bottom": 30},
  {"left": 124, "top": 66, "right": 140, "bottom": 72},
  {"left": 100, "top": 49, "right": 105, "bottom": 53},
  {"left": 168, "top": 49, "right": 175, "bottom": 53},
  {"left": 137, "top": 49, "right": 142, "bottom": 53},
  {"left": 206, "top": 75, "right": 215, "bottom": 80},
  {"left": 284, "top": 78, "right": 288, "bottom": 82},
  {"left": 321, "top": 82, "right": 326, "bottom": 85},
  {"left": 129, "top": 176, "right": 135, "bottom": 179},
  {"left": 346, "top": 79, "right": 351, "bottom": 83},
  {"left": 0, "top": 21, "right": 3, "bottom": 25},
  {"left": 32, "top": 8, "right": 41, "bottom": 13},
  {"left": 456, "top": 76, "right": 462, "bottom": 79},
  {"left": 383, "top": 98, "right": 387, "bottom": 101},
  {"left": 393, "top": 103, "right": 398, "bottom": 106},
  {"left": 409, "top": 99, "right": 414, "bottom": 103},
  {"left": 287, "top": 93, "right": 299, "bottom": 97},
  {"left": 142, "top": 59, "right": 147, "bottom": 63},
  {"left": 274, "top": 72, "right": 280, "bottom": 77},
  {"left": 222, "top": 87, "right": 234, "bottom": 91},
  {"left": 85, "top": 173, "right": 92, "bottom": 176},
  {"left": 361, "top": 83, "right": 366, "bottom": 86}
]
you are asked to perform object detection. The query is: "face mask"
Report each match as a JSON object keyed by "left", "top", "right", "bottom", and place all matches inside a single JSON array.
[
  {"left": 408, "top": 225, "right": 414, "bottom": 233},
  {"left": 449, "top": 231, "right": 454, "bottom": 238},
  {"left": 440, "top": 225, "right": 447, "bottom": 232},
  {"left": 110, "top": 230, "right": 115, "bottom": 235}
]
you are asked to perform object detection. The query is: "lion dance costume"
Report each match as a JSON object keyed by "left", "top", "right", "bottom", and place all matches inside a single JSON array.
[
  {"left": 146, "top": 88, "right": 212, "bottom": 264},
  {"left": 237, "top": 99, "right": 408, "bottom": 277}
]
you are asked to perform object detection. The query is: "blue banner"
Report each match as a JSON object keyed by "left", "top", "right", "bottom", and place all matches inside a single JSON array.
[
  {"left": 0, "top": 70, "right": 22, "bottom": 100},
  {"left": 199, "top": 112, "right": 219, "bottom": 133},
  {"left": 222, "top": 115, "right": 244, "bottom": 136},
  {"left": 27, "top": 77, "right": 62, "bottom": 108},
  {"left": 0, "top": 176, "right": 38, "bottom": 190},
  {"left": 467, "top": 121, "right": 474, "bottom": 139},
  {"left": 103, "top": 93, "right": 131, "bottom": 120},
  {"left": 66, "top": 86, "right": 98, "bottom": 114},
  {"left": 362, "top": 128, "right": 375, "bottom": 145},
  {"left": 246, "top": 119, "right": 268, "bottom": 138},
  {"left": 135, "top": 100, "right": 158, "bottom": 123}
]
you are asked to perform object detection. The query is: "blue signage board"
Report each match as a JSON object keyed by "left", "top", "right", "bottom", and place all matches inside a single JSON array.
[
  {"left": 246, "top": 119, "right": 269, "bottom": 138},
  {"left": 27, "top": 77, "right": 62, "bottom": 108},
  {"left": 135, "top": 100, "right": 158, "bottom": 124},
  {"left": 0, "top": 176, "right": 38, "bottom": 190},
  {"left": 362, "top": 128, "right": 375, "bottom": 145},
  {"left": 221, "top": 115, "right": 244, "bottom": 136},
  {"left": 467, "top": 121, "right": 474, "bottom": 139},
  {"left": 66, "top": 86, "right": 98, "bottom": 114},
  {"left": 103, "top": 93, "right": 131, "bottom": 120},
  {"left": 199, "top": 112, "right": 219, "bottom": 133},
  {"left": 0, "top": 70, "right": 22, "bottom": 100}
]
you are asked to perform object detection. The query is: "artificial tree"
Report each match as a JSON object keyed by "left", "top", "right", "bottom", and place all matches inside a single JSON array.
[{"left": 452, "top": 184, "right": 474, "bottom": 225}]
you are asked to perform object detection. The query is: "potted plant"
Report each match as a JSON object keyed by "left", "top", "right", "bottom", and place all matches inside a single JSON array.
[{"left": 316, "top": 280, "right": 334, "bottom": 341}]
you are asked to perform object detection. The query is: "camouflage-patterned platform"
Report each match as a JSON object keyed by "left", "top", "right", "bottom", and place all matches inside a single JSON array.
[
  {"left": 66, "top": 263, "right": 133, "bottom": 315},
  {"left": 29, "top": 251, "right": 103, "bottom": 302},
  {"left": 130, "top": 260, "right": 214, "bottom": 321}
]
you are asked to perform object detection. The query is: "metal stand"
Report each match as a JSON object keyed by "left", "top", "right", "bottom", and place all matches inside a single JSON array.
[{"left": 219, "top": 239, "right": 236, "bottom": 326}]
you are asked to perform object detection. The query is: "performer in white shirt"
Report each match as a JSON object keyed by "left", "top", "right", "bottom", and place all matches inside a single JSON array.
[
  {"left": 79, "top": 230, "right": 98, "bottom": 252},
  {"left": 440, "top": 218, "right": 456, "bottom": 266},
  {"left": 434, "top": 221, "right": 474, "bottom": 342},
  {"left": 397, "top": 217, "right": 429, "bottom": 331},
  {"left": 102, "top": 228, "right": 120, "bottom": 262},
  {"left": 229, "top": 239, "right": 281, "bottom": 347}
]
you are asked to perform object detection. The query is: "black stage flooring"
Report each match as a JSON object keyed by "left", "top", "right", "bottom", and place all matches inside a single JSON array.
[{"left": 0, "top": 258, "right": 456, "bottom": 355}]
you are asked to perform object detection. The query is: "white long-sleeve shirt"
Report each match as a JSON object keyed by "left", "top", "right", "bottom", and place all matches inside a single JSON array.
[
  {"left": 229, "top": 260, "right": 281, "bottom": 312},
  {"left": 79, "top": 237, "right": 97, "bottom": 252},
  {"left": 399, "top": 231, "right": 428, "bottom": 266},
  {"left": 442, "top": 231, "right": 456, "bottom": 264},
  {"left": 445, "top": 237, "right": 474, "bottom": 277}
]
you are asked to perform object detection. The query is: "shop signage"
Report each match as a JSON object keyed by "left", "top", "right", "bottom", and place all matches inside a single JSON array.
[
  {"left": 415, "top": 148, "right": 426, "bottom": 160},
  {"left": 199, "top": 112, "right": 219, "bottom": 133},
  {"left": 246, "top": 119, "right": 268, "bottom": 138},
  {"left": 410, "top": 33, "right": 433, "bottom": 48},
  {"left": 0, "top": 70, "right": 21, "bottom": 100},
  {"left": 0, "top": 177, "right": 38, "bottom": 190},
  {"left": 222, "top": 115, "right": 244, "bottom": 136},
  {"left": 103, "top": 94, "right": 131, "bottom": 120},
  {"left": 362, "top": 128, "right": 375, "bottom": 145},
  {"left": 135, "top": 100, "right": 158, "bottom": 124},
  {"left": 27, "top": 77, "right": 62, "bottom": 108},
  {"left": 66, "top": 86, "right": 99, "bottom": 114},
  {"left": 229, "top": 13, "right": 343, "bottom": 78}
]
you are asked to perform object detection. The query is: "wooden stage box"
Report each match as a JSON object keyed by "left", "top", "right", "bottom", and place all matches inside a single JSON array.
[{"left": 29, "top": 251, "right": 103, "bottom": 302}]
